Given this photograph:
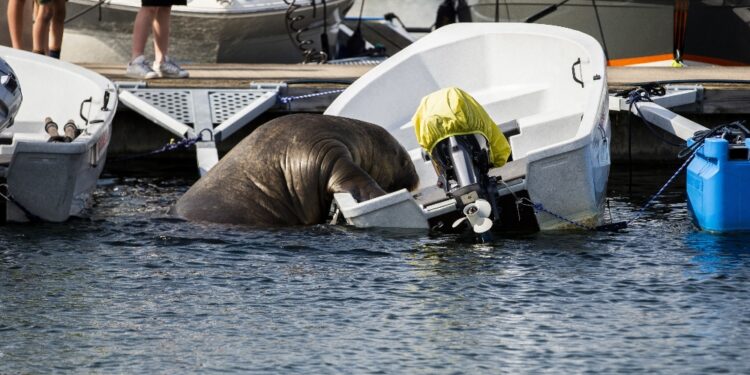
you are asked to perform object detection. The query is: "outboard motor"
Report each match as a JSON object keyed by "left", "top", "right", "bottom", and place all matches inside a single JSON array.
[
  {"left": 427, "top": 133, "right": 501, "bottom": 234},
  {"left": 0, "top": 57, "right": 22, "bottom": 133}
]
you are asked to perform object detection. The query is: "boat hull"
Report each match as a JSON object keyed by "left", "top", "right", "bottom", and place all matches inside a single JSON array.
[
  {"left": 62, "top": 0, "right": 353, "bottom": 63},
  {"left": 0, "top": 47, "right": 117, "bottom": 222},
  {"left": 466, "top": 0, "right": 750, "bottom": 66},
  {"left": 327, "top": 23, "right": 611, "bottom": 231}
]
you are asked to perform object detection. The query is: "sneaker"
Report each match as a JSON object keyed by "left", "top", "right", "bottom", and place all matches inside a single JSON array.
[
  {"left": 153, "top": 56, "right": 189, "bottom": 78},
  {"left": 126, "top": 55, "right": 158, "bottom": 79}
]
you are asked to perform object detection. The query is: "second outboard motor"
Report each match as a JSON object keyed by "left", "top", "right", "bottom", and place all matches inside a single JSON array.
[{"left": 0, "top": 57, "right": 23, "bottom": 133}]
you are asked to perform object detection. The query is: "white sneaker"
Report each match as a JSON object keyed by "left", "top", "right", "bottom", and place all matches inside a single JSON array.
[
  {"left": 126, "top": 55, "right": 158, "bottom": 79},
  {"left": 153, "top": 56, "right": 189, "bottom": 78}
]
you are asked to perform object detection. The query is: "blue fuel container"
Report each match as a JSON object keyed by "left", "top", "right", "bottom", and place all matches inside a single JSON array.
[{"left": 686, "top": 137, "right": 750, "bottom": 232}]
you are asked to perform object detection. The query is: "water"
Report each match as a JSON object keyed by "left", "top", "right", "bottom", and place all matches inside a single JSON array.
[{"left": 2, "top": 167, "right": 750, "bottom": 374}]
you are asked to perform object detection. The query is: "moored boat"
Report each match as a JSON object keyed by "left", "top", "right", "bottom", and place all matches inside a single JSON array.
[
  {"left": 326, "top": 23, "right": 611, "bottom": 231},
  {"left": 62, "top": 0, "right": 354, "bottom": 64},
  {"left": 464, "top": 0, "right": 750, "bottom": 66},
  {"left": 0, "top": 46, "right": 117, "bottom": 222}
]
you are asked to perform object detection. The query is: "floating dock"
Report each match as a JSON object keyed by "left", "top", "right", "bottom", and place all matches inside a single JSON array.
[{"left": 85, "top": 63, "right": 750, "bottom": 168}]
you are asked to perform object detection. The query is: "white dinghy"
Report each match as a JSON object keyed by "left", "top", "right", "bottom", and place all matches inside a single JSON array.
[
  {"left": 325, "top": 23, "right": 611, "bottom": 232},
  {"left": 0, "top": 46, "right": 117, "bottom": 222}
]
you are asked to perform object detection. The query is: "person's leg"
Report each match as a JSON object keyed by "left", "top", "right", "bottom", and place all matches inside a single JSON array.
[
  {"left": 47, "top": 0, "right": 66, "bottom": 58},
  {"left": 151, "top": 5, "right": 187, "bottom": 78},
  {"left": 32, "top": 0, "right": 54, "bottom": 54},
  {"left": 151, "top": 6, "right": 171, "bottom": 64},
  {"left": 7, "top": 0, "right": 27, "bottom": 49},
  {"left": 131, "top": 6, "right": 158, "bottom": 59},
  {"left": 126, "top": 5, "right": 159, "bottom": 78}
]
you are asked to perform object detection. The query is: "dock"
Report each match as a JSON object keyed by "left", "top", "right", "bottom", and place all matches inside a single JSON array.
[
  {"left": 87, "top": 63, "right": 750, "bottom": 167},
  {"left": 86, "top": 63, "right": 750, "bottom": 112}
]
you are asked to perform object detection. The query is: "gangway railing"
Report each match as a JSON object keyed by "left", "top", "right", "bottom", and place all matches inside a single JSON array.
[
  {"left": 610, "top": 84, "right": 750, "bottom": 232},
  {"left": 609, "top": 84, "right": 708, "bottom": 140},
  {"left": 116, "top": 81, "right": 282, "bottom": 175}
]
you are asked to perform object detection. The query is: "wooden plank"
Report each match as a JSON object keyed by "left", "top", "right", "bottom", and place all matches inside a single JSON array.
[
  {"left": 608, "top": 67, "right": 750, "bottom": 114},
  {"left": 81, "top": 63, "right": 374, "bottom": 88},
  {"left": 607, "top": 66, "right": 750, "bottom": 87}
]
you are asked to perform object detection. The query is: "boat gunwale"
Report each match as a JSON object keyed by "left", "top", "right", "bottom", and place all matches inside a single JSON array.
[
  {"left": 66, "top": 0, "right": 352, "bottom": 16},
  {"left": 0, "top": 47, "right": 117, "bottom": 157}
]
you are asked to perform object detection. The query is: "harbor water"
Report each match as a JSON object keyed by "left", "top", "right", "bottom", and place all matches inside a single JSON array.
[{"left": 1, "top": 166, "right": 749, "bottom": 373}]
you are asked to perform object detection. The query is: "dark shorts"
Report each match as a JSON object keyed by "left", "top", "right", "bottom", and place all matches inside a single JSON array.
[{"left": 141, "top": 0, "right": 186, "bottom": 6}]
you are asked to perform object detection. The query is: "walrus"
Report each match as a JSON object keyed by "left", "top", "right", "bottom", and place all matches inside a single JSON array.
[{"left": 172, "top": 114, "right": 420, "bottom": 226}]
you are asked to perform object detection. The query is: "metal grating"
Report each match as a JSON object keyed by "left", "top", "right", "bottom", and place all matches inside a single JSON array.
[
  {"left": 132, "top": 90, "right": 194, "bottom": 124},
  {"left": 327, "top": 56, "right": 387, "bottom": 66},
  {"left": 208, "top": 91, "right": 269, "bottom": 125}
]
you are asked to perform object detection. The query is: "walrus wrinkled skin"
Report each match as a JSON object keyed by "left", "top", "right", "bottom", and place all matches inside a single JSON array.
[{"left": 172, "top": 114, "right": 419, "bottom": 226}]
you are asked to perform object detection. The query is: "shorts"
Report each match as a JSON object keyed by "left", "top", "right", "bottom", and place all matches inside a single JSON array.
[
  {"left": 36, "top": 0, "right": 52, "bottom": 4},
  {"left": 141, "top": 0, "right": 186, "bottom": 6}
]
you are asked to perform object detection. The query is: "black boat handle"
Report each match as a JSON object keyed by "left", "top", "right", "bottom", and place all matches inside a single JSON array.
[
  {"left": 101, "top": 91, "right": 110, "bottom": 111},
  {"left": 80, "top": 96, "right": 92, "bottom": 125},
  {"left": 571, "top": 58, "right": 584, "bottom": 88}
]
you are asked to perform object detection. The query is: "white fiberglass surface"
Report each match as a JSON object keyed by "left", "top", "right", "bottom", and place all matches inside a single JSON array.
[
  {"left": 328, "top": 24, "right": 602, "bottom": 139},
  {"left": 0, "top": 48, "right": 112, "bottom": 145},
  {"left": 326, "top": 24, "right": 606, "bottom": 187},
  {"left": 10, "top": 58, "right": 102, "bottom": 129}
]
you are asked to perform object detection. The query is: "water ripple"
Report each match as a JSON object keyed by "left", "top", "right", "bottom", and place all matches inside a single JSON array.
[{"left": 0, "top": 171, "right": 749, "bottom": 373}]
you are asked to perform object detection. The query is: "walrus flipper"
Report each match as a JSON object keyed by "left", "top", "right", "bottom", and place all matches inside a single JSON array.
[{"left": 327, "top": 158, "right": 387, "bottom": 202}]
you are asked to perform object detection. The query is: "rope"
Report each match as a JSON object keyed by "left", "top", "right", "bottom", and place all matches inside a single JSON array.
[
  {"left": 109, "top": 129, "right": 212, "bottom": 162},
  {"left": 278, "top": 89, "right": 345, "bottom": 104},
  {"left": 627, "top": 150, "right": 696, "bottom": 225},
  {"left": 677, "top": 120, "right": 749, "bottom": 159},
  {"left": 65, "top": 0, "right": 105, "bottom": 24},
  {"left": 626, "top": 86, "right": 685, "bottom": 147},
  {"left": 529, "top": 135, "right": 697, "bottom": 230},
  {"left": 517, "top": 197, "right": 598, "bottom": 231},
  {"left": 0, "top": 184, "right": 42, "bottom": 222}
]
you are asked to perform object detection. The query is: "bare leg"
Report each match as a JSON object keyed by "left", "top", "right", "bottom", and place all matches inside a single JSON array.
[
  {"left": 131, "top": 6, "right": 158, "bottom": 60},
  {"left": 48, "top": 0, "right": 66, "bottom": 56},
  {"left": 152, "top": 6, "right": 171, "bottom": 64},
  {"left": 32, "top": 2, "right": 54, "bottom": 54},
  {"left": 7, "top": 0, "right": 27, "bottom": 49}
]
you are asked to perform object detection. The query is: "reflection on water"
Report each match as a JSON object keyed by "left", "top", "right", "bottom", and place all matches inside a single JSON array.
[
  {"left": 1, "top": 166, "right": 750, "bottom": 373},
  {"left": 684, "top": 232, "right": 750, "bottom": 276}
]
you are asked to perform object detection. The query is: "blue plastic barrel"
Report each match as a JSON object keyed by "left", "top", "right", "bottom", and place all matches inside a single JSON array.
[{"left": 686, "top": 138, "right": 750, "bottom": 232}]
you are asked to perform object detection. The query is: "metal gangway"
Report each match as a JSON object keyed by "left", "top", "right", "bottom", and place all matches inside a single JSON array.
[{"left": 116, "top": 81, "right": 282, "bottom": 175}]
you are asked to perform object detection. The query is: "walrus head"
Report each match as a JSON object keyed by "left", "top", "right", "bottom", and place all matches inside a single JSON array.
[
  {"left": 366, "top": 138, "right": 419, "bottom": 194},
  {"left": 342, "top": 118, "right": 420, "bottom": 197}
]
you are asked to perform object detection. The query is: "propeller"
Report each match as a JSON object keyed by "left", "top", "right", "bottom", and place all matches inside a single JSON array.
[{"left": 452, "top": 199, "right": 493, "bottom": 233}]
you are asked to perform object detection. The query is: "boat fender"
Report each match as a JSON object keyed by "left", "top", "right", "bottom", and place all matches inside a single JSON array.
[
  {"left": 45, "top": 118, "right": 80, "bottom": 143},
  {"left": 44, "top": 118, "right": 67, "bottom": 142},
  {"left": 63, "top": 120, "right": 80, "bottom": 142}
]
